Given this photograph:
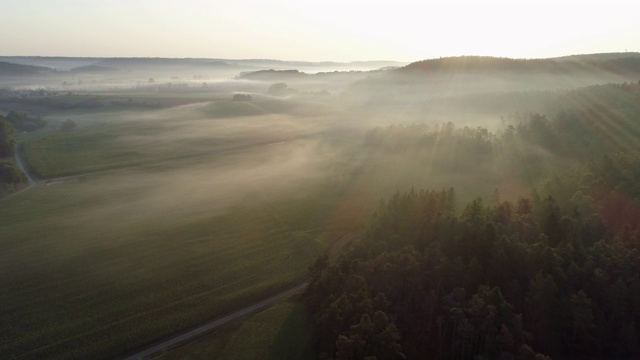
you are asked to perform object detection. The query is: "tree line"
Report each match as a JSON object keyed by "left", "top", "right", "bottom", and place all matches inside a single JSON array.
[
  {"left": 0, "top": 115, "right": 26, "bottom": 189},
  {"left": 304, "top": 81, "right": 640, "bottom": 359},
  {"left": 305, "top": 188, "right": 640, "bottom": 359}
]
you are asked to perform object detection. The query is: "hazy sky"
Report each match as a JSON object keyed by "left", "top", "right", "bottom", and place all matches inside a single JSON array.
[{"left": 1, "top": 0, "right": 638, "bottom": 62}]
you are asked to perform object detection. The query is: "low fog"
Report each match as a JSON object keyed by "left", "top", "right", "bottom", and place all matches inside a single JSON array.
[
  {"left": 4, "top": 54, "right": 640, "bottom": 360},
  {"left": 4, "top": 54, "right": 640, "bottom": 214}
]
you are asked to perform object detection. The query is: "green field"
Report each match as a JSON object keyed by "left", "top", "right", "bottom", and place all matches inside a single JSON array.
[
  {"left": 0, "top": 98, "right": 352, "bottom": 359},
  {"left": 3, "top": 95, "right": 466, "bottom": 360},
  {"left": 0, "top": 175, "right": 339, "bottom": 359},
  {"left": 21, "top": 99, "right": 338, "bottom": 179},
  {"left": 22, "top": 123, "right": 146, "bottom": 178},
  {"left": 152, "top": 300, "right": 314, "bottom": 360}
]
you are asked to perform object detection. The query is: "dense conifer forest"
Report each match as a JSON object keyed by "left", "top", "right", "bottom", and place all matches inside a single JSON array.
[{"left": 304, "top": 81, "right": 640, "bottom": 360}]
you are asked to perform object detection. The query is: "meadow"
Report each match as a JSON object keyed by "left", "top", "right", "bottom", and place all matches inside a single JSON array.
[
  {"left": 20, "top": 98, "right": 335, "bottom": 178},
  {"left": 0, "top": 96, "right": 355, "bottom": 359},
  {"left": 1, "top": 182, "right": 331, "bottom": 359},
  {"left": 152, "top": 300, "right": 314, "bottom": 360}
]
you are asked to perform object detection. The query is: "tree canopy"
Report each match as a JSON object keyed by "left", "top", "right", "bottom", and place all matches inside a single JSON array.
[
  {"left": 60, "top": 119, "right": 77, "bottom": 131},
  {"left": 5, "top": 111, "right": 47, "bottom": 132},
  {"left": 0, "top": 117, "right": 16, "bottom": 158},
  {"left": 305, "top": 81, "right": 640, "bottom": 359},
  {"left": 232, "top": 93, "right": 252, "bottom": 101},
  {"left": 306, "top": 187, "right": 640, "bottom": 359}
]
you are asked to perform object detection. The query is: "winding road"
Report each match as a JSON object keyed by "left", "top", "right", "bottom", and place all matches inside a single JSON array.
[
  {"left": 1, "top": 144, "right": 37, "bottom": 201},
  {"left": 119, "top": 283, "right": 308, "bottom": 360},
  {"left": 3, "top": 125, "right": 57, "bottom": 200},
  {"left": 14, "top": 143, "right": 36, "bottom": 185},
  {"left": 118, "top": 232, "right": 357, "bottom": 360}
]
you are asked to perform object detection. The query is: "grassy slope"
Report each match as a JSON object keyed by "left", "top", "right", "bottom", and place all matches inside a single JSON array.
[
  {"left": 22, "top": 123, "right": 145, "bottom": 178},
  {"left": 20, "top": 99, "right": 328, "bottom": 179},
  {"left": 0, "top": 99, "right": 347, "bottom": 359},
  {"left": 152, "top": 300, "right": 314, "bottom": 360},
  {"left": 0, "top": 180, "right": 335, "bottom": 360}
]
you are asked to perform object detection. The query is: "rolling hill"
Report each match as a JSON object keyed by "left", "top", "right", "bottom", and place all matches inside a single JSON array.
[{"left": 0, "top": 61, "right": 54, "bottom": 75}]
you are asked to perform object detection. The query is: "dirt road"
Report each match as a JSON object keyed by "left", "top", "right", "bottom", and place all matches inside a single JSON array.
[
  {"left": 14, "top": 144, "right": 36, "bottom": 185},
  {"left": 119, "top": 283, "right": 308, "bottom": 360},
  {"left": 119, "top": 232, "right": 357, "bottom": 360}
]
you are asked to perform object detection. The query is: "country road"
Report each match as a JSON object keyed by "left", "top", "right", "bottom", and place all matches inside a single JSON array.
[
  {"left": 0, "top": 144, "right": 37, "bottom": 201},
  {"left": 118, "top": 232, "right": 357, "bottom": 360},
  {"left": 2, "top": 126, "right": 56, "bottom": 201},
  {"left": 119, "top": 283, "right": 308, "bottom": 360},
  {"left": 14, "top": 143, "right": 36, "bottom": 185}
]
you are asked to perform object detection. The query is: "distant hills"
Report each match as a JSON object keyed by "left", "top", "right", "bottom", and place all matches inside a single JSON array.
[
  {"left": 237, "top": 67, "right": 396, "bottom": 81},
  {"left": 69, "top": 65, "right": 119, "bottom": 73},
  {"left": 398, "top": 56, "right": 565, "bottom": 74},
  {"left": 0, "top": 56, "right": 406, "bottom": 73},
  {"left": 238, "top": 69, "right": 308, "bottom": 80},
  {"left": 552, "top": 52, "right": 640, "bottom": 62},
  {"left": 2, "top": 53, "right": 639, "bottom": 96},
  {"left": 396, "top": 54, "right": 640, "bottom": 75},
  {"left": 2, "top": 53, "right": 638, "bottom": 75},
  {"left": 349, "top": 53, "right": 640, "bottom": 97},
  {"left": 0, "top": 57, "right": 236, "bottom": 72},
  {"left": 231, "top": 59, "right": 404, "bottom": 70},
  {"left": 0, "top": 61, "right": 54, "bottom": 75},
  {"left": 93, "top": 57, "right": 232, "bottom": 69}
]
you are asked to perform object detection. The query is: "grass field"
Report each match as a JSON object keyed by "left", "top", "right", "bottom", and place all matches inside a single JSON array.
[
  {"left": 0, "top": 98, "right": 354, "bottom": 360},
  {"left": 152, "top": 300, "right": 314, "bottom": 360},
  {"left": 22, "top": 123, "right": 146, "bottom": 178},
  {"left": 2, "top": 94, "right": 489, "bottom": 359},
  {"left": 0, "top": 175, "right": 339, "bottom": 359},
  {"left": 21, "top": 99, "right": 337, "bottom": 179}
]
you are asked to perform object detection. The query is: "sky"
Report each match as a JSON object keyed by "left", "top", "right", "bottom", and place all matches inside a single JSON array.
[{"left": 1, "top": 0, "right": 638, "bottom": 62}]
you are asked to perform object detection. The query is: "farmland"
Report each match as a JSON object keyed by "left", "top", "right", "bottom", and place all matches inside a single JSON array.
[
  {"left": 0, "top": 96, "right": 355, "bottom": 359},
  {"left": 151, "top": 300, "right": 314, "bottom": 360}
]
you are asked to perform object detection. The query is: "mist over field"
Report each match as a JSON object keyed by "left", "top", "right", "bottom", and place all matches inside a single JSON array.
[
  {"left": 2, "top": 0, "right": 640, "bottom": 357},
  {"left": 3, "top": 52, "right": 640, "bottom": 360}
]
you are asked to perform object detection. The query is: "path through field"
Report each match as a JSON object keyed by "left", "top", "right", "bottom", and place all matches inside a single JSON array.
[
  {"left": 0, "top": 144, "right": 37, "bottom": 201},
  {"left": 119, "top": 232, "right": 358, "bottom": 360},
  {"left": 2, "top": 125, "right": 56, "bottom": 200},
  {"left": 14, "top": 144, "right": 36, "bottom": 185},
  {"left": 120, "top": 283, "right": 308, "bottom": 360}
]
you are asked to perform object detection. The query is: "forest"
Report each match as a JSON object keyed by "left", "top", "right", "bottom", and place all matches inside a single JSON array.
[
  {"left": 0, "top": 115, "right": 25, "bottom": 191},
  {"left": 304, "top": 81, "right": 640, "bottom": 359}
]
